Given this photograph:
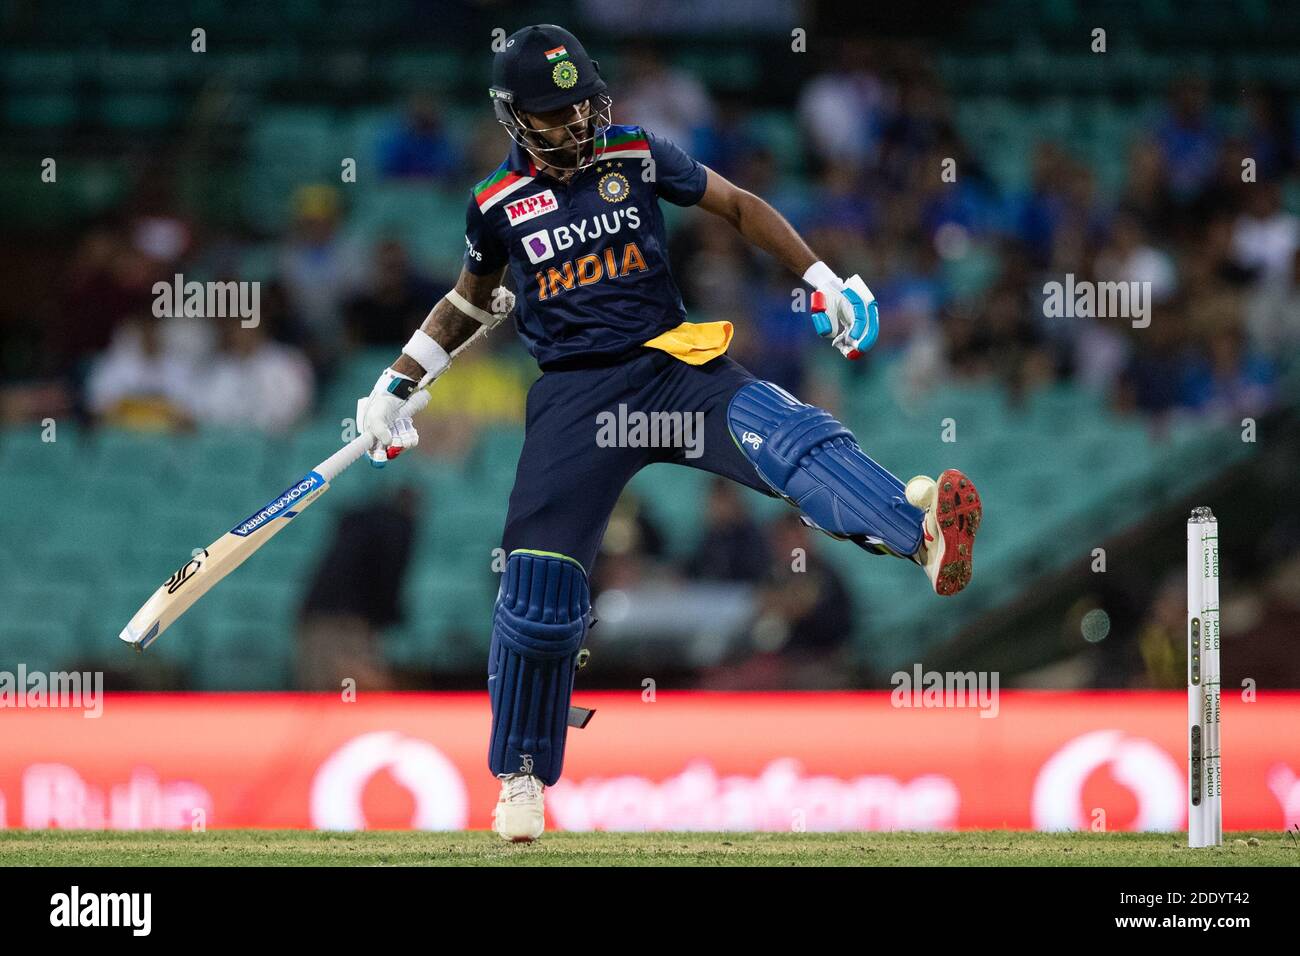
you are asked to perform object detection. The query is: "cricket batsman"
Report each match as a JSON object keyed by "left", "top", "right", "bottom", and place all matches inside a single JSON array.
[{"left": 358, "top": 25, "right": 983, "bottom": 841}]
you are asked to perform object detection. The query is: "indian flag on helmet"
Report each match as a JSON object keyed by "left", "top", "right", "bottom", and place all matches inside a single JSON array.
[{"left": 544, "top": 46, "right": 569, "bottom": 62}]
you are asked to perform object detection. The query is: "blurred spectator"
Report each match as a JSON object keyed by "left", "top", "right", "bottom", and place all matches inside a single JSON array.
[
  {"left": 592, "top": 492, "right": 668, "bottom": 597},
  {"left": 744, "top": 275, "right": 814, "bottom": 395},
  {"left": 797, "top": 36, "right": 887, "bottom": 173},
  {"left": 1016, "top": 143, "right": 1100, "bottom": 269},
  {"left": 1241, "top": 85, "right": 1295, "bottom": 181},
  {"left": 1245, "top": 246, "right": 1300, "bottom": 358},
  {"left": 252, "top": 279, "right": 308, "bottom": 350},
  {"left": 1186, "top": 213, "right": 1257, "bottom": 289},
  {"left": 1156, "top": 75, "right": 1221, "bottom": 203},
  {"left": 1136, "top": 573, "right": 1187, "bottom": 688},
  {"left": 671, "top": 213, "right": 755, "bottom": 315},
  {"left": 692, "top": 97, "right": 759, "bottom": 179},
  {"left": 945, "top": 279, "right": 1052, "bottom": 399},
  {"left": 686, "top": 478, "right": 769, "bottom": 583},
  {"left": 1114, "top": 300, "right": 1195, "bottom": 423},
  {"left": 296, "top": 487, "right": 420, "bottom": 690},
  {"left": 1095, "top": 213, "right": 1178, "bottom": 304},
  {"left": 60, "top": 228, "right": 162, "bottom": 373},
  {"left": 759, "top": 155, "right": 818, "bottom": 231},
  {"left": 1231, "top": 181, "right": 1299, "bottom": 286},
  {"left": 917, "top": 146, "right": 996, "bottom": 243},
  {"left": 1225, "top": 551, "right": 1300, "bottom": 687},
  {"left": 1179, "top": 323, "right": 1277, "bottom": 422},
  {"left": 616, "top": 46, "right": 715, "bottom": 153},
  {"left": 807, "top": 160, "right": 875, "bottom": 238},
  {"left": 728, "top": 514, "right": 856, "bottom": 688},
  {"left": 345, "top": 239, "right": 441, "bottom": 347},
  {"left": 277, "top": 185, "right": 362, "bottom": 366},
  {"left": 378, "top": 92, "right": 461, "bottom": 182},
  {"left": 418, "top": 338, "right": 531, "bottom": 459},
  {"left": 873, "top": 236, "right": 945, "bottom": 355},
  {"left": 85, "top": 313, "right": 196, "bottom": 431},
  {"left": 878, "top": 69, "right": 951, "bottom": 187},
  {"left": 1071, "top": 316, "right": 1132, "bottom": 397},
  {"left": 1118, "top": 139, "right": 1175, "bottom": 235},
  {"left": 190, "top": 316, "right": 314, "bottom": 432}
]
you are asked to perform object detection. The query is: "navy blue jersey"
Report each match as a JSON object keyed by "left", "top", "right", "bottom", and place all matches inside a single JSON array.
[{"left": 463, "top": 124, "right": 707, "bottom": 369}]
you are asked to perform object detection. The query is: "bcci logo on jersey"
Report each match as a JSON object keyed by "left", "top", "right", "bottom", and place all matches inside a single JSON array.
[{"left": 598, "top": 172, "right": 630, "bottom": 203}]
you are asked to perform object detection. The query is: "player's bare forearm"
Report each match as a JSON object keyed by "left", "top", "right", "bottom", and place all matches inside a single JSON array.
[
  {"left": 391, "top": 266, "right": 505, "bottom": 378},
  {"left": 697, "top": 167, "right": 818, "bottom": 278}
]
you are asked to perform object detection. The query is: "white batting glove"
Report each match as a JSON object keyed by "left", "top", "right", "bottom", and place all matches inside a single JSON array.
[
  {"left": 805, "top": 262, "right": 880, "bottom": 360},
  {"left": 359, "top": 370, "right": 420, "bottom": 467}
]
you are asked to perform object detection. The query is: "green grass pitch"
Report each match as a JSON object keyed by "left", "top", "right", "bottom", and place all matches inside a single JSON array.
[{"left": 1, "top": 830, "right": 1295, "bottom": 866}]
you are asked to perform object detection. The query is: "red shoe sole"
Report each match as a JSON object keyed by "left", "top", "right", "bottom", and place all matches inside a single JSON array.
[{"left": 934, "top": 468, "right": 982, "bottom": 596}]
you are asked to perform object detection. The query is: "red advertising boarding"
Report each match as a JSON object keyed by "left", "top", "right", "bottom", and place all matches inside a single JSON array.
[{"left": 0, "top": 692, "right": 1296, "bottom": 832}]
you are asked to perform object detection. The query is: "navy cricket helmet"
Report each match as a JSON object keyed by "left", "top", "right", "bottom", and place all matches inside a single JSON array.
[{"left": 489, "top": 24, "right": 613, "bottom": 172}]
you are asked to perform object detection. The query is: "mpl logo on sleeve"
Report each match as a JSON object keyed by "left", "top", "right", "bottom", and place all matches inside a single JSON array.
[{"left": 505, "top": 189, "right": 558, "bottom": 227}]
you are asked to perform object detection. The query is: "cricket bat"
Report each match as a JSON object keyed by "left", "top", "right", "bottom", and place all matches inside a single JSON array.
[{"left": 118, "top": 389, "right": 433, "bottom": 651}]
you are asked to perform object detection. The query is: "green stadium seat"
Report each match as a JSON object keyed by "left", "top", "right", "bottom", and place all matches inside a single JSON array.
[
  {"left": 188, "top": 430, "right": 270, "bottom": 479},
  {"left": 675, "top": 51, "right": 758, "bottom": 91},
  {"left": 242, "top": 108, "right": 341, "bottom": 230},
  {"left": 1, "top": 52, "right": 83, "bottom": 88},
  {"left": 348, "top": 184, "right": 467, "bottom": 276},
  {"left": 383, "top": 51, "right": 464, "bottom": 88},
  {"left": 0, "top": 620, "right": 82, "bottom": 673},
  {"left": 339, "top": 108, "right": 395, "bottom": 161},
  {"left": 191, "top": 620, "right": 289, "bottom": 690},
  {"left": 0, "top": 424, "right": 75, "bottom": 472},
  {"left": 97, "top": 51, "right": 181, "bottom": 90},
  {"left": 204, "top": 50, "right": 295, "bottom": 89},
  {"left": 383, "top": 622, "right": 436, "bottom": 667},
  {"left": 99, "top": 93, "right": 181, "bottom": 130},
  {"left": 2, "top": 579, "right": 87, "bottom": 638},
  {"left": 747, "top": 110, "right": 803, "bottom": 173},
  {"left": 4, "top": 92, "right": 78, "bottom": 128}
]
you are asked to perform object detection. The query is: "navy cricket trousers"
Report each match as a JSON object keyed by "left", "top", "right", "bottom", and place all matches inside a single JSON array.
[{"left": 500, "top": 349, "right": 771, "bottom": 573}]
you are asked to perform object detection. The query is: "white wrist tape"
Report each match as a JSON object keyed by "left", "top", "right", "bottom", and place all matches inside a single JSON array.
[
  {"left": 402, "top": 329, "right": 451, "bottom": 388},
  {"left": 803, "top": 260, "right": 844, "bottom": 293},
  {"left": 445, "top": 288, "right": 504, "bottom": 329}
]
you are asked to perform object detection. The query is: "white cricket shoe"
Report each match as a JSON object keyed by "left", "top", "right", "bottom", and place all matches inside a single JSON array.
[
  {"left": 906, "top": 468, "right": 982, "bottom": 596},
  {"left": 492, "top": 773, "right": 546, "bottom": 842}
]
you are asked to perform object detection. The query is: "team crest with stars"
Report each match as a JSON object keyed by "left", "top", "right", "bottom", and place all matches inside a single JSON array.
[
  {"left": 552, "top": 60, "right": 578, "bottom": 89},
  {"left": 598, "top": 168, "right": 630, "bottom": 203}
]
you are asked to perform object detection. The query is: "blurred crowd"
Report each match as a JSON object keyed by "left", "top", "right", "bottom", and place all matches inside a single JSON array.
[
  {"left": 663, "top": 48, "right": 1298, "bottom": 429},
  {"left": 5, "top": 36, "right": 1299, "bottom": 690},
  {"left": 8, "top": 42, "right": 1296, "bottom": 442}
]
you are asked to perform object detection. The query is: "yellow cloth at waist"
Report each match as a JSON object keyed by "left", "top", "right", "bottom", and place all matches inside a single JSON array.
[{"left": 642, "top": 320, "right": 734, "bottom": 365}]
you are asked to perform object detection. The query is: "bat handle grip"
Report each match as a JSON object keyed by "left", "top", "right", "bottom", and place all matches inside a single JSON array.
[{"left": 315, "top": 387, "right": 434, "bottom": 482}]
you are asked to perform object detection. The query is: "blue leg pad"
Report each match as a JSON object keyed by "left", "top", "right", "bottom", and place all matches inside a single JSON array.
[
  {"left": 728, "top": 380, "right": 923, "bottom": 556},
  {"left": 488, "top": 550, "right": 590, "bottom": 786}
]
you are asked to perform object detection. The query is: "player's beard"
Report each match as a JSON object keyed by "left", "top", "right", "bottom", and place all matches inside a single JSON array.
[{"left": 531, "top": 112, "right": 597, "bottom": 172}]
